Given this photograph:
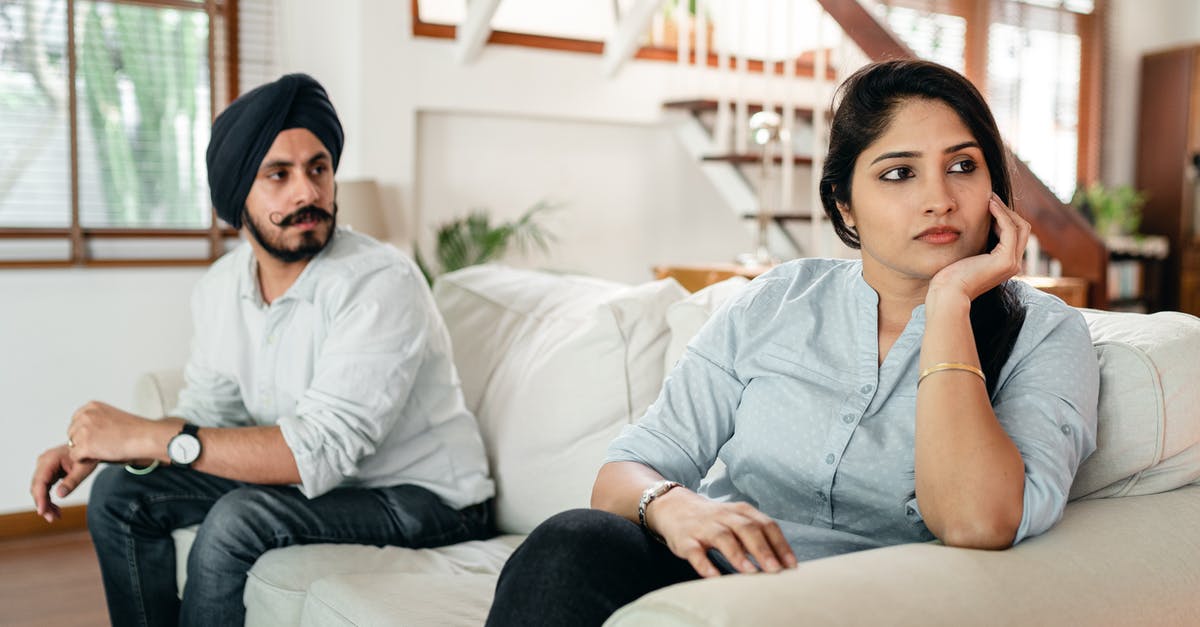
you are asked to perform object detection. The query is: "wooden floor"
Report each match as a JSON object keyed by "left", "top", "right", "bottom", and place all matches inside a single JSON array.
[{"left": 0, "top": 531, "right": 108, "bottom": 626}]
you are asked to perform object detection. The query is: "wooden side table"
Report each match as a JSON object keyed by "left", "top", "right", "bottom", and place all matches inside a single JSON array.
[
  {"left": 654, "top": 263, "right": 1091, "bottom": 309},
  {"left": 1014, "top": 276, "right": 1090, "bottom": 308},
  {"left": 652, "top": 263, "right": 772, "bottom": 293}
]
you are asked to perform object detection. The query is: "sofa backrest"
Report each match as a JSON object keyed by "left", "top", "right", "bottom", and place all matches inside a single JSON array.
[
  {"left": 134, "top": 268, "right": 1200, "bottom": 531},
  {"left": 433, "top": 265, "right": 687, "bottom": 534}
]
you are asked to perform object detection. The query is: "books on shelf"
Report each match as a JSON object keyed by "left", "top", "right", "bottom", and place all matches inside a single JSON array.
[{"left": 1108, "top": 259, "right": 1144, "bottom": 303}]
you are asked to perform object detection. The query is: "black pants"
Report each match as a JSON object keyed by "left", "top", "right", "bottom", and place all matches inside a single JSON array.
[{"left": 486, "top": 509, "right": 701, "bottom": 627}]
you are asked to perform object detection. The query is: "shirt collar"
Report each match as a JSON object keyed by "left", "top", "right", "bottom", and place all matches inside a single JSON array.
[{"left": 237, "top": 231, "right": 339, "bottom": 307}]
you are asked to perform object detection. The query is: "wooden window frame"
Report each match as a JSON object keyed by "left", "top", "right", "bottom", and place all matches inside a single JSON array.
[
  {"left": 410, "top": 0, "right": 837, "bottom": 79},
  {"left": 881, "top": 0, "right": 1103, "bottom": 192},
  {"left": 0, "top": 0, "right": 243, "bottom": 269}
]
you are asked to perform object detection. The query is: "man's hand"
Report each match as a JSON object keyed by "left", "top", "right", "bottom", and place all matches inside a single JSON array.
[
  {"left": 30, "top": 445, "right": 98, "bottom": 522},
  {"left": 647, "top": 488, "right": 797, "bottom": 578},
  {"left": 66, "top": 401, "right": 177, "bottom": 464}
]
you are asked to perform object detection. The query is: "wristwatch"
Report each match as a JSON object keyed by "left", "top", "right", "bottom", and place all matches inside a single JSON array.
[
  {"left": 638, "top": 480, "right": 682, "bottom": 535},
  {"left": 167, "top": 423, "right": 202, "bottom": 468}
]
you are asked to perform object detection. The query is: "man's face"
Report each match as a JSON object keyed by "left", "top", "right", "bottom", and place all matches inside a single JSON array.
[{"left": 242, "top": 128, "right": 336, "bottom": 263}]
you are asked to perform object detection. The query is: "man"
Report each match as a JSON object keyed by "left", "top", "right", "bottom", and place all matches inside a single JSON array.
[{"left": 29, "top": 74, "right": 495, "bottom": 627}]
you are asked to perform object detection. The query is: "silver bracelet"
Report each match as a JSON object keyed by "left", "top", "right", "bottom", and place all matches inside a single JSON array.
[{"left": 637, "top": 480, "right": 681, "bottom": 537}]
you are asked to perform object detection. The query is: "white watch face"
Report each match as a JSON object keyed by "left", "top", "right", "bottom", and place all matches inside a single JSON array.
[{"left": 168, "top": 434, "right": 201, "bottom": 465}]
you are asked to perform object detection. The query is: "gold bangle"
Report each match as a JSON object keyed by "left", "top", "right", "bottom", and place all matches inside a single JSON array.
[{"left": 918, "top": 362, "right": 985, "bottom": 386}]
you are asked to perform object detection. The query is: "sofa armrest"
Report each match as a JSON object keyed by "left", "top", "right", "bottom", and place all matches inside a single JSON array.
[
  {"left": 132, "top": 369, "right": 185, "bottom": 418},
  {"left": 607, "top": 486, "right": 1200, "bottom": 626}
]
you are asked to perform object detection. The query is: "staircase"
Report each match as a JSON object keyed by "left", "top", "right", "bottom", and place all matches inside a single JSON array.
[
  {"left": 426, "top": 0, "right": 1109, "bottom": 307},
  {"left": 644, "top": 0, "right": 1108, "bottom": 306}
]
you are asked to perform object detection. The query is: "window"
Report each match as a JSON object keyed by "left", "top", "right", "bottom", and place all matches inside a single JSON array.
[
  {"left": 868, "top": 0, "right": 1101, "bottom": 202},
  {"left": 412, "top": 0, "right": 835, "bottom": 78},
  {"left": 0, "top": 0, "right": 275, "bottom": 266},
  {"left": 986, "top": 0, "right": 1098, "bottom": 201}
]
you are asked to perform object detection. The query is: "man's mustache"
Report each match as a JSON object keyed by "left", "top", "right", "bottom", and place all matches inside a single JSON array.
[{"left": 269, "top": 206, "right": 334, "bottom": 227}]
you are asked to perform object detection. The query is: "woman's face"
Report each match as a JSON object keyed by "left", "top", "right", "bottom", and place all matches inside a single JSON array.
[{"left": 839, "top": 97, "right": 993, "bottom": 289}]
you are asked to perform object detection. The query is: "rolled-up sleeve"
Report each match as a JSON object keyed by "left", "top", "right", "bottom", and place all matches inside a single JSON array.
[
  {"left": 992, "top": 304, "right": 1099, "bottom": 544},
  {"left": 277, "top": 266, "right": 429, "bottom": 498},
  {"left": 605, "top": 284, "right": 759, "bottom": 489}
]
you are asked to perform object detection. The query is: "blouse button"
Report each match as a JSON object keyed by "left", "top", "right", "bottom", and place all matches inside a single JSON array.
[
  {"left": 842, "top": 414, "right": 854, "bottom": 424},
  {"left": 1061, "top": 425, "right": 1072, "bottom": 435},
  {"left": 860, "top": 384, "right": 873, "bottom": 394},
  {"left": 825, "top": 453, "right": 836, "bottom": 465}
]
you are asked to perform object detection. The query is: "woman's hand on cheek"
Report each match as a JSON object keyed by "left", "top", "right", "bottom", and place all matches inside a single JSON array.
[{"left": 928, "top": 193, "right": 1031, "bottom": 307}]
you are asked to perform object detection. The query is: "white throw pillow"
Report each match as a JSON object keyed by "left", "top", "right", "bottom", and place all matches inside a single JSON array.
[
  {"left": 433, "top": 265, "right": 688, "bottom": 534},
  {"left": 1071, "top": 310, "right": 1200, "bottom": 499},
  {"left": 662, "top": 276, "right": 750, "bottom": 379}
]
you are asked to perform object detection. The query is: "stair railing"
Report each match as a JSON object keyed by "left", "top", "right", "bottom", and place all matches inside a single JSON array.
[{"left": 658, "top": 0, "right": 1106, "bottom": 307}]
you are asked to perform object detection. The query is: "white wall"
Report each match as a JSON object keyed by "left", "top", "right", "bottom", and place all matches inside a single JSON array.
[
  {"left": 0, "top": 268, "right": 200, "bottom": 514},
  {"left": 416, "top": 111, "right": 752, "bottom": 283},
  {"left": 1103, "top": 0, "right": 1200, "bottom": 185}
]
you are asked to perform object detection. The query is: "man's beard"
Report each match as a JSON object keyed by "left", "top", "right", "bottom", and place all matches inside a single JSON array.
[{"left": 243, "top": 204, "right": 336, "bottom": 263}]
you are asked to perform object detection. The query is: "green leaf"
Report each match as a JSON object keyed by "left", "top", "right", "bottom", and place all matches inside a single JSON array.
[{"left": 422, "top": 200, "right": 560, "bottom": 280}]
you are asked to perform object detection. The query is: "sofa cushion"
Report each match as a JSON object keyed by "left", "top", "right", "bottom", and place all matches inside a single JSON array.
[
  {"left": 609, "top": 485, "right": 1200, "bottom": 627},
  {"left": 662, "top": 276, "right": 749, "bottom": 377},
  {"left": 434, "top": 265, "right": 688, "bottom": 534},
  {"left": 244, "top": 534, "right": 524, "bottom": 627},
  {"left": 172, "top": 524, "right": 521, "bottom": 626},
  {"left": 301, "top": 573, "right": 498, "bottom": 627},
  {"left": 1071, "top": 310, "right": 1200, "bottom": 499}
]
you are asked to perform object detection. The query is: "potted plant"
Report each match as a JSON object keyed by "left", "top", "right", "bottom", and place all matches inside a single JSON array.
[
  {"left": 416, "top": 201, "right": 557, "bottom": 286},
  {"left": 1072, "top": 183, "right": 1148, "bottom": 237}
]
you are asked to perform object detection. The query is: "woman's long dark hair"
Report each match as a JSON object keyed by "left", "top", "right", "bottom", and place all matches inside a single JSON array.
[{"left": 818, "top": 59, "right": 1025, "bottom": 396}]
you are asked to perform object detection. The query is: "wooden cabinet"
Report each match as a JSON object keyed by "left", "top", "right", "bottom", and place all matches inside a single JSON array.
[{"left": 1136, "top": 46, "right": 1200, "bottom": 316}]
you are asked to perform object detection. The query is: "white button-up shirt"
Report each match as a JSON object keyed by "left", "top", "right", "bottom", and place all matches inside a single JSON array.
[{"left": 172, "top": 228, "right": 494, "bottom": 508}]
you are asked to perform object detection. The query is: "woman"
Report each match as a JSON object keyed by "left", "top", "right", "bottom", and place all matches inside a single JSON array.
[{"left": 485, "top": 59, "right": 1099, "bottom": 626}]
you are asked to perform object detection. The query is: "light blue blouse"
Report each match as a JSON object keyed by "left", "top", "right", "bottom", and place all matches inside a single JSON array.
[{"left": 606, "top": 259, "right": 1098, "bottom": 561}]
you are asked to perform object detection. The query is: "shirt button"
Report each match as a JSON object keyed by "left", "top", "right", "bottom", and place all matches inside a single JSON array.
[
  {"left": 842, "top": 414, "right": 854, "bottom": 424},
  {"left": 860, "top": 384, "right": 874, "bottom": 394},
  {"left": 1061, "top": 425, "right": 1072, "bottom": 435},
  {"left": 906, "top": 506, "right": 917, "bottom": 516},
  {"left": 825, "top": 453, "right": 836, "bottom": 465}
]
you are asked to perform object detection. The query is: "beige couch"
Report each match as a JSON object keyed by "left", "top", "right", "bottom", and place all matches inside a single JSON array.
[{"left": 133, "top": 264, "right": 1200, "bottom": 626}]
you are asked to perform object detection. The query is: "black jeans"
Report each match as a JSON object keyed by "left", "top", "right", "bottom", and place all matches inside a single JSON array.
[
  {"left": 486, "top": 509, "right": 701, "bottom": 627},
  {"left": 86, "top": 464, "right": 494, "bottom": 627}
]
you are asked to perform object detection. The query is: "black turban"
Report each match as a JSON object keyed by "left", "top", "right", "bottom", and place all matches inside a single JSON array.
[{"left": 206, "top": 73, "right": 344, "bottom": 229}]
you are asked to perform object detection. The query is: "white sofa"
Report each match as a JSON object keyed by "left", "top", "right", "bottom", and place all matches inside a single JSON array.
[{"left": 132, "top": 264, "right": 1200, "bottom": 626}]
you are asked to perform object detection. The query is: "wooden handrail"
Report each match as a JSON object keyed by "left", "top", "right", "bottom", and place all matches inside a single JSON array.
[{"left": 815, "top": 0, "right": 1108, "bottom": 308}]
